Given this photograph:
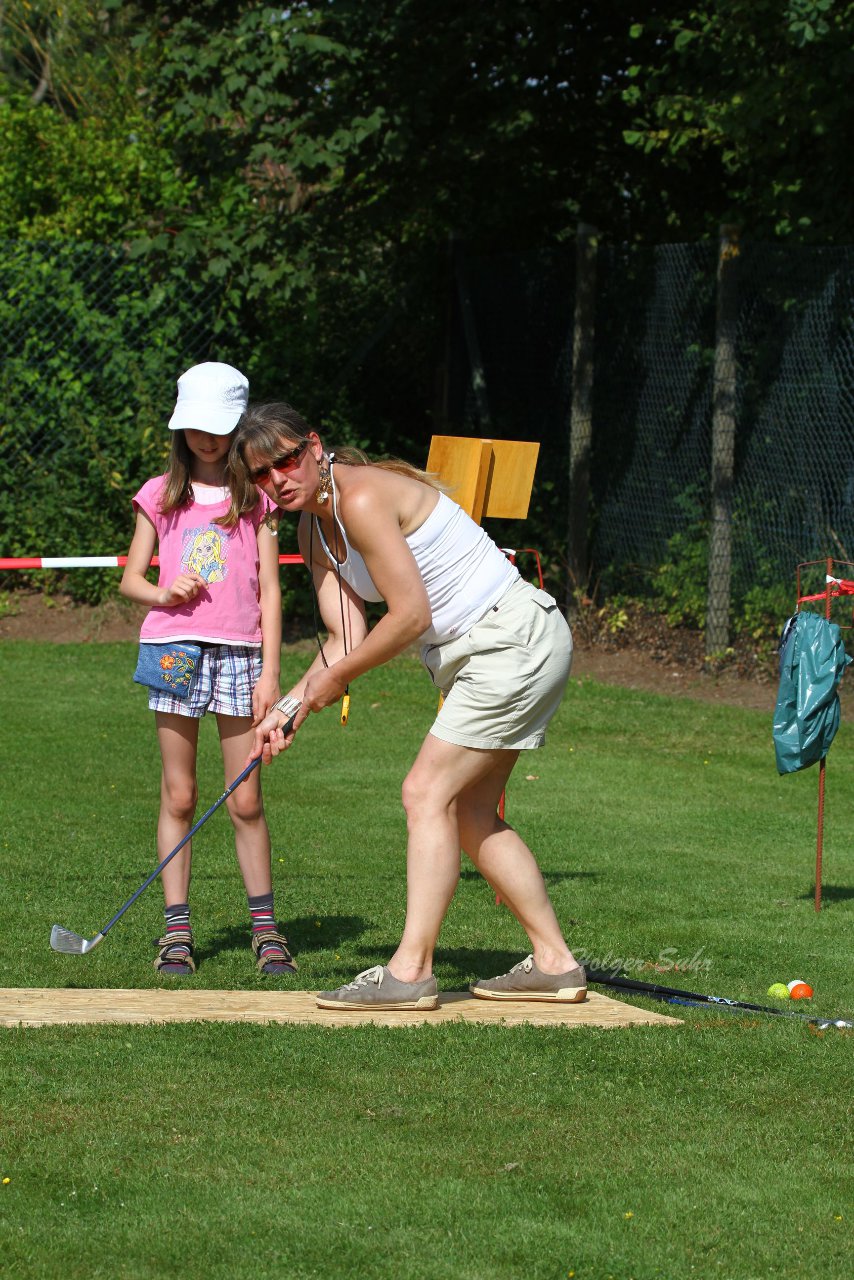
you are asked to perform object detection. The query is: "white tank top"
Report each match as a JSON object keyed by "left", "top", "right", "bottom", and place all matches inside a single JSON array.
[{"left": 314, "top": 466, "right": 519, "bottom": 645}]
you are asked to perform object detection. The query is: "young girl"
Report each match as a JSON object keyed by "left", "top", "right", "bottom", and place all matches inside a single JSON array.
[
  {"left": 120, "top": 362, "right": 295, "bottom": 979},
  {"left": 237, "top": 402, "right": 585, "bottom": 1012}
]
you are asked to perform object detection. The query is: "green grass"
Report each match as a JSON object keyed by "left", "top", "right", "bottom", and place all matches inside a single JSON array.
[{"left": 1, "top": 641, "right": 852, "bottom": 1279}]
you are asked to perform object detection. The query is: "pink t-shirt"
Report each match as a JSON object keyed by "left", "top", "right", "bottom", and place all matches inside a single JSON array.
[{"left": 133, "top": 475, "right": 275, "bottom": 646}]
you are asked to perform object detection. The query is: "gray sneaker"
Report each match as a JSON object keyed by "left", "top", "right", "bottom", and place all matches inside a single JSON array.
[
  {"left": 470, "top": 955, "right": 587, "bottom": 1003},
  {"left": 316, "top": 965, "right": 439, "bottom": 1011}
]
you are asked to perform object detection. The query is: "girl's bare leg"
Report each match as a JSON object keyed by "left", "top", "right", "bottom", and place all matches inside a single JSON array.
[
  {"left": 217, "top": 715, "right": 272, "bottom": 897},
  {"left": 155, "top": 712, "right": 200, "bottom": 905}
]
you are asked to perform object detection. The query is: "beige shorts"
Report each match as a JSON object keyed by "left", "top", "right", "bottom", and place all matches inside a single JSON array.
[{"left": 422, "top": 578, "right": 573, "bottom": 750}]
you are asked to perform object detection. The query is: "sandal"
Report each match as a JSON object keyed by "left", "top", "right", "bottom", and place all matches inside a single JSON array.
[
  {"left": 153, "top": 928, "right": 196, "bottom": 977},
  {"left": 251, "top": 929, "right": 298, "bottom": 976}
]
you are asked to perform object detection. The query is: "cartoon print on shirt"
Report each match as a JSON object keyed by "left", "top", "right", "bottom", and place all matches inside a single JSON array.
[{"left": 182, "top": 526, "right": 229, "bottom": 584}]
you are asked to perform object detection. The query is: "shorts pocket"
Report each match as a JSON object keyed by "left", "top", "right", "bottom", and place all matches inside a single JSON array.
[
  {"left": 477, "top": 584, "right": 554, "bottom": 648},
  {"left": 468, "top": 607, "right": 523, "bottom": 650},
  {"left": 422, "top": 643, "right": 441, "bottom": 686},
  {"left": 530, "top": 587, "right": 558, "bottom": 612}
]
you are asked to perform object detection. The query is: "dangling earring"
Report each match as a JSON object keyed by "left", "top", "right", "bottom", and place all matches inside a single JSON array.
[{"left": 316, "top": 454, "right": 332, "bottom": 504}]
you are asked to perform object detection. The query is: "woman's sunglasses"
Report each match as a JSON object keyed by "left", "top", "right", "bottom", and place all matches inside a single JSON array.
[{"left": 248, "top": 439, "right": 310, "bottom": 483}]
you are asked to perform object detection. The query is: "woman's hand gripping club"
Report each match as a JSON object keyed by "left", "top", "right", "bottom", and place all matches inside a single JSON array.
[{"left": 249, "top": 694, "right": 309, "bottom": 764}]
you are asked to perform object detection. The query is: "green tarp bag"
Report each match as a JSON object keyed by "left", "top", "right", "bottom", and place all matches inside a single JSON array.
[{"left": 773, "top": 611, "right": 851, "bottom": 775}]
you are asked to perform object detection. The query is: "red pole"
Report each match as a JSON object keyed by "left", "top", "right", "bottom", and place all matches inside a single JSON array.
[
  {"left": 815, "top": 557, "right": 833, "bottom": 911},
  {"left": 495, "top": 551, "right": 544, "bottom": 903},
  {"left": 815, "top": 761, "right": 825, "bottom": 913}
]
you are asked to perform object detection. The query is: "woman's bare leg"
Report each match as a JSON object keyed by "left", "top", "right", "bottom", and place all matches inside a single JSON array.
[
  {"left": 456, "top": 761, "right": 578, "bottom": 974},
  {"left": 388, "top": 732, "right": 576, "bottom": 982}
]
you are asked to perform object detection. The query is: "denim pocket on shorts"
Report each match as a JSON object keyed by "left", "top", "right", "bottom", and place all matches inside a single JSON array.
[{"left": 133, "top": 641, "right": 202, "bottom": 699}]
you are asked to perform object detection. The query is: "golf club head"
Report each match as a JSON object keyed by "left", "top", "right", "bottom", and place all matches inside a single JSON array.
[{"left": 50, "top": 925, "right": 103, "bottom": 955}]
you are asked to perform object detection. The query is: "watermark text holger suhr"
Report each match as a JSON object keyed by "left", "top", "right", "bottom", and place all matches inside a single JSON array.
[{"left": 574, "top": 946, "right": 713, "bottom": 978}]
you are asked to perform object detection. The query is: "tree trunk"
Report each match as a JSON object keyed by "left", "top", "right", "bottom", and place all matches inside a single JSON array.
[
  {"left": 706, "top": 225, "right": 740, "bottom": 656},
  {"left": 567, "top": 223, "right": 597, "bottom": 617}
]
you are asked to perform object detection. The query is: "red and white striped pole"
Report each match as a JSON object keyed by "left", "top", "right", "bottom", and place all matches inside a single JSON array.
[{"left": 0, "top": 554, "right": 303, "bottom": 570}]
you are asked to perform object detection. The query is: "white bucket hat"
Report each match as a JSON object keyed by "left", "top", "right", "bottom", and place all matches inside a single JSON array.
[{"left": 168, "top": 361, "right": 249, "bottom": 435}]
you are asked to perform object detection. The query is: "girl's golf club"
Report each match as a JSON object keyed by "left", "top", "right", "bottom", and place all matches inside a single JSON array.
[{"left": 50, "top": 712, "right": 297, "bottom": 955}]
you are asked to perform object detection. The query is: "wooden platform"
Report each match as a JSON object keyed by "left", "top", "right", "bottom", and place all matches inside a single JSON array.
[{"left": 0, "top": 988, "right": 680, "bottom": 1029}]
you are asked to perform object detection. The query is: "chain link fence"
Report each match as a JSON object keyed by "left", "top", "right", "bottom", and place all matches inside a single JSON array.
[
  {"left": 2, "top": 235, "right": 853, "bottom": 639},
  {"left": 0, "top": 240, "right": 219, "bottom": 450},
  {"left": 451, "top": 237, "right": 854, "bottom": 644}
]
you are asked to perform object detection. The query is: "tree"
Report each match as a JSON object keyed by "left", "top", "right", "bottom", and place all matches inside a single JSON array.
[
  {"left": 0, "top": 0, "right": 191, "bottom": 240},
  {"left": 622, "top": 1, "right": 854, "bottom": 241},
  {"left": 124, "top": 1, "right": 670, "bottom": 410},
  {"left": 132, "top": 2, "right": 657, "bottom": 286}
]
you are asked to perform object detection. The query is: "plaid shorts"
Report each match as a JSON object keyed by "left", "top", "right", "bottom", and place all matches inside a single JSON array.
[{"left": 148, "top": 644, "right": 262, "bottom": 719}]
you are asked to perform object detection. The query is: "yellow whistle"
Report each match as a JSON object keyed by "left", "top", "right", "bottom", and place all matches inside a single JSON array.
[{"left": 341, "top": 692, "right": 351, "bottom": 726}]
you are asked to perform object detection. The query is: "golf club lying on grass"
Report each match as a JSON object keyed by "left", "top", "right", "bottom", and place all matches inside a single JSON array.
[
  {"left": 50, "top": 710, "right": 298, "bottom": 955},
  {"left": 588, "top": 969, "right": 853, "bottom": 1030}
]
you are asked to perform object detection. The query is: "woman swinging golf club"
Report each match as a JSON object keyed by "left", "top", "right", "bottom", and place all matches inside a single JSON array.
[{"left": 239, "top": 403, "right": 586, "bottom": 1010}]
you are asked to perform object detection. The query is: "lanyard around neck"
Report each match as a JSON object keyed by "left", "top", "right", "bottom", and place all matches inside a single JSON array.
[{"left": 308, "top": 457, "right": 351, "bottom": 726}]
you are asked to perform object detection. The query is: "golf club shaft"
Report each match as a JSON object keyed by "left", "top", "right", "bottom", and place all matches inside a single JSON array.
[
  {"left": 95, "top": 713, "right": 297, "bottom": 939},
  {"left": 638, "top": 989, "right": 851, "bottom": 1030},
  {"left": 97, "top": 756, "right": 261, "bottom": 937},
  {"left": 588, "top": 970, "right": 853, "bottom": 1029}
]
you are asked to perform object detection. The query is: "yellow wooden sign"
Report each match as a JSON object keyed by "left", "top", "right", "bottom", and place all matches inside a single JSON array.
[{"left": 425, "top": 435, "right": 540, "bottom": 524}]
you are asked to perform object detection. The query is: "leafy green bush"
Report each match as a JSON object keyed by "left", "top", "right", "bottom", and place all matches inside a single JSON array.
[
  {"left": 648, "top": 487, "right": 709, "bottom": 627},
  {"left": 0, "top": 240, "right": 218, "bottom": 602},
  {"left": 0, "top": 93, "right": 189, "bottom": 243},
  {"left": 737, "top": 580, "right": 794, "bottom": 640}
]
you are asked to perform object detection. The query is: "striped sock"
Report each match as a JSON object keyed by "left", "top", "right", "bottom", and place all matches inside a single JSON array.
[
  {"left": 248, "top": 892, "right": 294, "bottom": 972},
  {"left": 248, "top": 892, "right": 276, "bottom": 936},
  {"left": 161, "top": 902, "right": 192, "bottom": 967}
]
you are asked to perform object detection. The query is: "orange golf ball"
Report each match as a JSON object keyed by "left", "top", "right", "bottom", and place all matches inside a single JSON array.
[{"left": 788, "top": 982, "right": 813, "bottom": 1000}]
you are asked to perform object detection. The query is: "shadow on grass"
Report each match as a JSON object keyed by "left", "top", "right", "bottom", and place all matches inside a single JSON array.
[
  {"left": 278, "top": 941, "right": 541, "bottom": 988},
  {"left": 800, "top": 883, "right": 854, "bottom": 905},
  {"left": 417, "top": 945, "right": 531, "bottom": 987},
  {"left": 459, "top": 869, "right": 597, "bottom": 885},
  {"left": 198, "top": 914, "right": 367, "bottom": 962}
]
